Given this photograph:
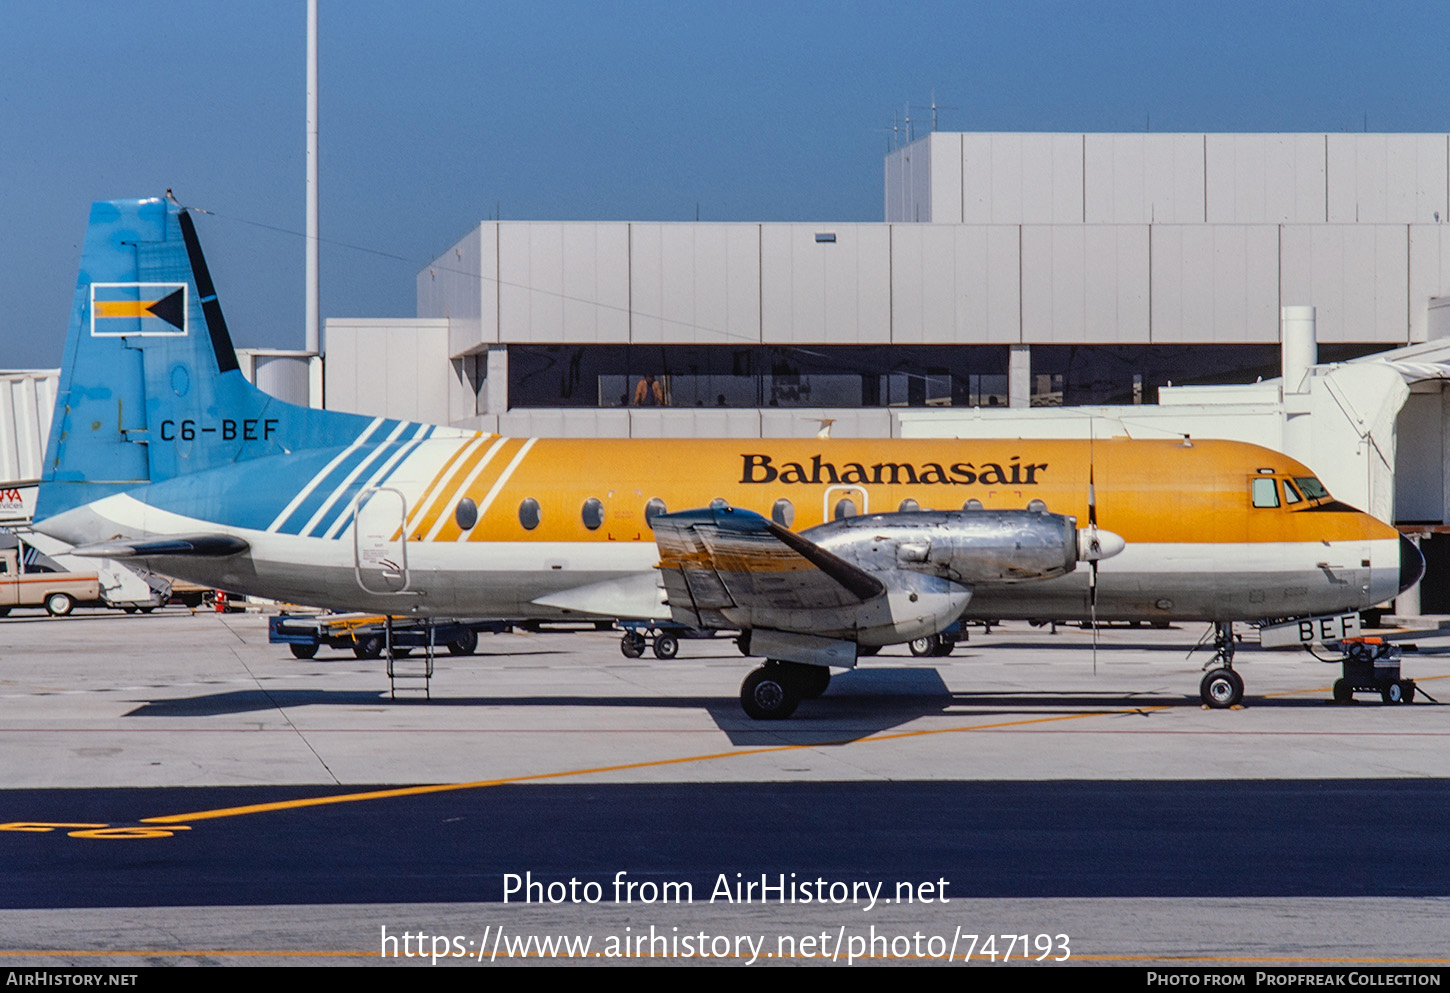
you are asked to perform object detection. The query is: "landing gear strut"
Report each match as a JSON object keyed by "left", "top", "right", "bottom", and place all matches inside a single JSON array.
[{"left": 1200, "top": 621, "right": 1244, "bottom": 709}]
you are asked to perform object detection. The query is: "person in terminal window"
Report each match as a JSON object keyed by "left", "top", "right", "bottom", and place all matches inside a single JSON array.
[{"left": 633, "top": 375, "right": 664, "bottom": 406}]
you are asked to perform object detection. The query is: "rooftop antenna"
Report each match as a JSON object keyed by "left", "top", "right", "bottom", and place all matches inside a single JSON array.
[
  {"left": 905, "top": 102, "right": 913, "bottom": 143},
  {"left": 927, "top": 90, "right": 958, "bottom": 132}
]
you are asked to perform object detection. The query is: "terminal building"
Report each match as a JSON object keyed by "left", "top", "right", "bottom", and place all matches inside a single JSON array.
[{"left": 8, "top": 132, "right": 1450, "bottom": 610}]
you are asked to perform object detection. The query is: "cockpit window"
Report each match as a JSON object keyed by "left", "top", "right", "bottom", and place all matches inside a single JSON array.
[
  {"left": 1251, "top": 477, "right": 1280, "bottom": 508},
  {"left": 1294, "top": 477, "right": 1329, "bottom": 500},
  {"left": 1282, "top": 480, "right": 1302, "bottom": 505}
]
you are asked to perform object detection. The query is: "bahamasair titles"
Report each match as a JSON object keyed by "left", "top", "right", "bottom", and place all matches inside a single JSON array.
[{"left": 32, "top": 197, "right": 1424, "bottom": 718}]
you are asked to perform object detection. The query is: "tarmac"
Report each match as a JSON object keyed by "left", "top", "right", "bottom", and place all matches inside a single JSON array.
[{"left": 1, "top": 606, "right": 1447, "bottom": 967}]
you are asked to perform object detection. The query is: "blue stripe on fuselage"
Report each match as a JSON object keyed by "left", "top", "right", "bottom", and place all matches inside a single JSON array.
[
  {"left": 324, "top": 424, "right": 436, "bottom": 539},
  {"left": 305, "top": 422, "right": 427, "bottom": 537},
  {"left": 272, "top": 419, "right": 401, "bottom": 535},
  {"left": 131, "top": 448, "right": 359, "bottom": 533}
]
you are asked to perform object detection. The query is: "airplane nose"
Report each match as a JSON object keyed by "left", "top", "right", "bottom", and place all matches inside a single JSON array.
[{"left": 1399, "top": 534, "right": 1426, "bottom": 595}]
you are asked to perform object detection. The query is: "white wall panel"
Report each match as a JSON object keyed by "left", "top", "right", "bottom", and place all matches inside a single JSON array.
[
  {"left": 760, "top": 224, "right": 890, "bottom": 343},
  {"left": 1084, "top": 134, "right": 1204, "bottom": 223},
  {"left": 627, "top": 408, "right": 763, "bottom": 438},
  {"left": 758, "top": 408, "right": 892, "bottom": 438},
  {"left": 1150, "top": 225, "right": 1280, "bottom": 342},
  {"left": 1328, "top": 135, "right": 1448, "bottom": 223},
  {"left": 927, "top": 133, "right": 962, "bottom": 222},
  {"left": 1395, "top": 390, "right": 1444, "bottom": 522},
  {"left": 1205, "top": 134, "right": 1326, "bottom": 223},
  {"left": 1410, "top": 224, "right": 1450, "bottom": 342},
  {"left": 497, "top": 223, "right": 629, "bottom": 343},
  {"left": 324, "top": 320, "right": 450, "bottom": 423},
  {"left": 498, "top": 408, "right": 631, "bottom": 438},
  {"left": 0, "top": 372, "right": 56, "bottom": 484},
  {"left": 629, "top": 224, "right": 760, "bottom": 344},
  {"left": 1280, "top": 225, "right": 1409, "bottom": 343},
  {"left": 962, "top": 133, "right": 1084, "bottom": 223},
  {"left": 1020, "top": 226, "right": 1148, "bottom": 343},
  {"left": 419, "top": 225, "right": 492, "bottom": 355},
  {"left": 890, "top": 225, "right": 1020, "bottom": 343},
  {"left": 884, "top": 144, "right": 913, "bottom": 223}
]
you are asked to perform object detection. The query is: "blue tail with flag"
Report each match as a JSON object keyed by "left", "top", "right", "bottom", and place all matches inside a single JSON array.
[{"left": 37, "top": 196, "right": 370, "bottom": 522}]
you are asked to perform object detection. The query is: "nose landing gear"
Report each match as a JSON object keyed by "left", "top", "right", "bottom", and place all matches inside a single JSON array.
[{"left": 1200, "top": 621, "right": 1244, "bottom": 708}]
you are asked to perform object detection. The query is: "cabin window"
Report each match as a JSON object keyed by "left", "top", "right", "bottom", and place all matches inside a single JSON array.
[
  {"left": 455, "top": 498, "right": 478, "bottom": 531},
  {"left": 898, "top": 498, "right": 920, "bottom": 513},
  {"left": 1027, "top": 499, "right": 1047, "bottom": 513},
  {"left": 582, "top": 497, "right": 604, "bottom": 530},
  {"left": 1251, "top": 477, "right": 1280, "bottom": 508},
  {"left": 710, "top": 497, "right": 729, "bottom": 510},
  {"left": 771, "top": 498, "right": 795, "bottom": 527},
  {"left": 1295, "top": 476, "right": 1329, "bottom": 500},
  {"left": 834, "top": 498, "right": 858, "bottom": 520},
  {"left": 962, "top": 499, "right": 983, "bottom": 511},
  {"left": 518, "top": 498, "right": 541, "bottom": 530},
  {"left": 644, "top": 498, "right": 667, "bottom": 528},
  {"left": 1283, "top": 480, "right": 1302, "bottom": 505}
]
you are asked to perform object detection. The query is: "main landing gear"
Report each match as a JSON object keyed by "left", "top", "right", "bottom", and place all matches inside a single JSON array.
[
  {"left": 1200, "top": 621, "right": 1245, "bottom": 709},
  {"left": 739, "top": 660, "right": 831, "bottom": 720}
]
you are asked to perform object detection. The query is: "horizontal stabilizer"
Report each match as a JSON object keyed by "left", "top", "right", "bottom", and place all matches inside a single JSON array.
[{"left": 71, "top": 534, "right": 250, "bottom": 558}]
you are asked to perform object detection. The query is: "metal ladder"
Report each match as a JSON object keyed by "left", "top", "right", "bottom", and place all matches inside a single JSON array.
[{"left": 384, "top": 616, "right": 436, "bottom": 699}]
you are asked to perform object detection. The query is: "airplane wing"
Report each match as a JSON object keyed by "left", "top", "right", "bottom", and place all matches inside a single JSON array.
[{"left": 651, "top": 506, "right": 886, "bottom": 630}]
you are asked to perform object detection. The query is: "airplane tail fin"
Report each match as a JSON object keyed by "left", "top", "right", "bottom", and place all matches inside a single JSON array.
[{"left": 37, "top": 196, "right": 363, "bottom": 521}]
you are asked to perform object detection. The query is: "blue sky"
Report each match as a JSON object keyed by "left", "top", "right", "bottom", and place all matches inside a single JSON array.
[{"left": 3, "top": 0, "right": 1449, "bottom": 368}]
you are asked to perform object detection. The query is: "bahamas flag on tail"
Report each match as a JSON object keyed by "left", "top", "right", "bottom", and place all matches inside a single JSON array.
[{"left": 36, "top": 197, "right": 372, "bottom": 523}]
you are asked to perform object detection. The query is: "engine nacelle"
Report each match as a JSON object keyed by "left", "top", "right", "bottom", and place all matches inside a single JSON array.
[{"left": 804, "top": 509, "right": 1102, "bottom": 586}]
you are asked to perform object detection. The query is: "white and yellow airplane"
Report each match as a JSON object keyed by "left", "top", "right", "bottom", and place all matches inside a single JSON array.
[{"left": 32, "top": 198, "right": 1424, "bottom": 718}]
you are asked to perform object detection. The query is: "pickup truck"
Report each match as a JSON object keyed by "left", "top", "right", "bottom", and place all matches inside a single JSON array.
[{"left": 0, "top": 546, "right": 101, "bottom": 616}]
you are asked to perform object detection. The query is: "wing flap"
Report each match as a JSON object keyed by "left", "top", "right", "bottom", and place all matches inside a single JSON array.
[{"left": 652, "top": 507, "right": 885, "bottom": 628}]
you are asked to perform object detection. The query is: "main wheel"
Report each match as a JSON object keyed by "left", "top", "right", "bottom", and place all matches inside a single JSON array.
[
  {"left": 856, "top": 643, "right": 880, "bottom": 658},
  {"left": 353, "top": 635, "right": 383, "bottom": 659},
  {"left": 1398, "top": 680, "right": 1415, "bottom": 703},
  {"left": 909, "top": 634, "right": 939, "bottom": 657},
  {"left": 932, "top": 638, "right": 955, "bottom": 657},
  {"left": 45, "top": 593, "right": 75, "bottom": 617},
  {"left": 740, "top": 664, "right": 799, "bottom": 720},
  {"left": 653, "top": 634, "right": 679, "bottom": 660},
  {"left": 1200, "top": 668, "right": 1244, "bottom": 709},
  {"left": 290, "top": 643, "right": 319, "bottom": 659},
  {"left": 790, "top": 664, "right": 831, "bottom": 699},
  {"left": 1333, "top": 678, "right": 1352, "bottom": 703},
  {"left": 620, "top": 632, "right": 646, "bottom": 658},
  {"left": 447, "top": 628, "right": 478, "bottom": 656}
]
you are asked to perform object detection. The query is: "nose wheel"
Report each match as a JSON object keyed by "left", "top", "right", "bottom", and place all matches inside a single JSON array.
[
  {"left": 1200, "top": 667, "right": 1244, "bottom": 708},
  {"left": 1200, "top": 621, "right": 1244, "bottom": 708}
]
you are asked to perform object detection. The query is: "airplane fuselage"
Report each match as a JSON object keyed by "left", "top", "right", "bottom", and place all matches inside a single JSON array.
[{"left": 35, "top": 430, "right": 1407, "bottom": 625}]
